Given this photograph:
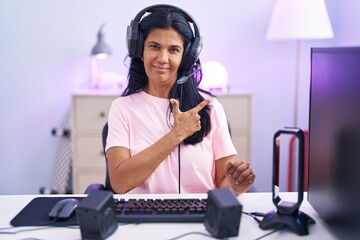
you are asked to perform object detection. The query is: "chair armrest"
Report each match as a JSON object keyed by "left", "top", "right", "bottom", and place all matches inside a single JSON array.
[{"left": 84, "top": 183, "right": 105, "bottom": 194}]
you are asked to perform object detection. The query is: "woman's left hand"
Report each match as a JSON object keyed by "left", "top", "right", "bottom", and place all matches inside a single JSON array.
[{"left": 225, "top": 160, "right": 255, "bottom": 194}]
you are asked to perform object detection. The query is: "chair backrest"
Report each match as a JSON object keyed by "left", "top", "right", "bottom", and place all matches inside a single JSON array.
[{"left": 102, "top": 122, "right": 114, "bottom": 192}]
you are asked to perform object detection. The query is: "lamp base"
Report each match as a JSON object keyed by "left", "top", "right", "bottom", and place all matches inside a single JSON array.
[{"left": 259, "top": 210, "right": 315, "bottom": 236}]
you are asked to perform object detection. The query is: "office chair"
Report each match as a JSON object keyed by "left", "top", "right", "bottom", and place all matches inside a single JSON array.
[{"left": 84, "top": 122, "right": 114, "bottom": 194}]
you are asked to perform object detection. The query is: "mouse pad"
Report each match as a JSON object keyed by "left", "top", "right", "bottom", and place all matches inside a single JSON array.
[{"left": 10, "top": 196, "right": 84, "bottom": 227}]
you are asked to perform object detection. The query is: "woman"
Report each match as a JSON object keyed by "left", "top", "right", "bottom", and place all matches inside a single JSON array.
[{"left": 106, "top": 5, "right": 255, "bottom": 194}]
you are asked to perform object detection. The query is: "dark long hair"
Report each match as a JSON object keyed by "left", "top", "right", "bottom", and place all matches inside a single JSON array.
[{"left": 122, "top": 7, "right": 212, "bottom": 145}]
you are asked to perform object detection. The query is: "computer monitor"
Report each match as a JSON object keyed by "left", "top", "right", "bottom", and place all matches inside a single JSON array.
[{"left": 308, "top": 47, "right": 360, "bottom": 237}]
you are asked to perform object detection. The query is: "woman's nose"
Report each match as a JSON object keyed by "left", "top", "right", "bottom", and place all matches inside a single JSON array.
[{"left": 157, "top": 50, "right": 169, "bottom": 63}]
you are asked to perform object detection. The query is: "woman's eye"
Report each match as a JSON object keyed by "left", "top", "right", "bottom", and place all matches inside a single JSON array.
[
  {"left": 149, "top": 44, "right": 159, "bottom": 49},
  {"left": 170, "top": 48, "right": 180, "bottom": 53}
]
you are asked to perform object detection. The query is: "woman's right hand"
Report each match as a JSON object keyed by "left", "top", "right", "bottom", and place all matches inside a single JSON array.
[{"left": 170, "top": 98, "right": 212, "bottom": 140}]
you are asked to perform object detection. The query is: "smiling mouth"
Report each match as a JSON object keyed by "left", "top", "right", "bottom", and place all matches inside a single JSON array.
[{"left": 153, "top": 65, "right": 169, "bottom": 73}]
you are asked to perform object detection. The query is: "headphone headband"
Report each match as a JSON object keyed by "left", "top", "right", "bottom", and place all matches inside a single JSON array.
[
  {"left": 127, "top": 4, "right": 203, "bottom": 71},
  {"left": 133, "top": 4, "right": 201, "bottom": 37}
]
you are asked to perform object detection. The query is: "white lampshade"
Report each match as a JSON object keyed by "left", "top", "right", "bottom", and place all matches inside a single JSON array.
[
  {"left": 267, "top": 0, "right": 334, "bottom": 40},
  {"left": 200, "top": 61, "right": 229, "bottom": 94}
]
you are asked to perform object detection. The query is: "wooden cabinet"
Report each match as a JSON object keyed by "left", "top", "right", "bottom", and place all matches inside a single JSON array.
[
  {"left": 216, "top": 93, "right": 252, "bottom": 162},
  {"left": 71, "top": 89, "right": 120, "bottom": 193},
  {"left": 71, "top": 90, "right": 251, "bottom": 193}
]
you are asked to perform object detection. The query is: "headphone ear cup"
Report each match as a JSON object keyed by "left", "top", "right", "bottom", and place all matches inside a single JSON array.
[
  {"left": 180, "top": 36, "right": 202, "bottom": 71},
  {"left": 135, "top": 30, "right": 144, "bottom": 58},
  {"left": 127, "top": 20, "right": 142, "bottom": 59},
  {"left": 127, "top": 20, "right": 144, "bottom": 59},
  {"left": 180, "top": 43, "right": 191, "bottom": 70}
]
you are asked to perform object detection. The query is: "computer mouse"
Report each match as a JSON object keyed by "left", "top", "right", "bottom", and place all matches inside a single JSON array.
[{"left": 48, "top": 198, "right": 80, "bottom": 219}]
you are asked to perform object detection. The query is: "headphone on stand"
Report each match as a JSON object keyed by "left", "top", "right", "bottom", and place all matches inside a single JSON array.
[{"left": 126, "top": 4, "right": 203, "bottom": 71}]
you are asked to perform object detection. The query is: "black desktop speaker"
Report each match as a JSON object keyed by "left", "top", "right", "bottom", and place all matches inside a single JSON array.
[
  {"left": 204, "top": 188, "right": 242, "bottom": 239},
  {"left": 76, "top": 190, "right": 118, "bottom": 240}
]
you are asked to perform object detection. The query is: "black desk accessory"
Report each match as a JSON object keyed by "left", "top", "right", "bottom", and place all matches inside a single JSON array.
[
  {"left": 48, "top": 198, "right": 80, "bottom": 219},
  {"left": 11, "top": 196, "right": 84, "bottom": 227},
  {"left": 259, "top": 128, "right": 315, "bottom": 236},
  {"left": 76, "top": 190, "right": 118, "bottom": 240},
  {"left": 204, "top": 188, "right": 242, "bottom": 239}
]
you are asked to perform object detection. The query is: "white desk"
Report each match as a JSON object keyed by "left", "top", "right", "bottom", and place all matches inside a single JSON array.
[{"left": 0, "top": 192, "right": 337, "bottom": 240}]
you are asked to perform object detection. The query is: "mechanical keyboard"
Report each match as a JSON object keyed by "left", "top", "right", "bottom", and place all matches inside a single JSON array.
[{"left": 113, "top": 198, "right": 207, "bottom": 223}]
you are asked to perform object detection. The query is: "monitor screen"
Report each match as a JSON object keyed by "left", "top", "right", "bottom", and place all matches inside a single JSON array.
[{"left": 308, "top": 47, "right": 360, "bottom": 236}]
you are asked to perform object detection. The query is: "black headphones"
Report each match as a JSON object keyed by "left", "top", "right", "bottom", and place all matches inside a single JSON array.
[{"left": 126, "top": 4, "right": 203, "bottom": 71}]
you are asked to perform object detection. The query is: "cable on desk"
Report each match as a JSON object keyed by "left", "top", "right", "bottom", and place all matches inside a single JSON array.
[
  {"left": 0, "top": 220, "right": 140, "bottom": 238},
  {"left": 0, "top": 226, "right": 58, "bottom": 235},
  {"left": 0, "top": 217, "right": 60, "bottom": 234},
  {"left": 254, "top": 225, "right": 284, "bottom": 240},
  {"left": 167, "top": 230, "right": 213, "bottom": 240},
  {"left": 241, "top": 211, "right": 285, "bottom": 240},
  {"left": 242, "top": 211, "right": 265, "bottom": 223}
]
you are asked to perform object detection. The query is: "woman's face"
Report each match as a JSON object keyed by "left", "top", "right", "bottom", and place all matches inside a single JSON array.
[{"left": 143, "top": 27, "right": 184, "bottom": 90}]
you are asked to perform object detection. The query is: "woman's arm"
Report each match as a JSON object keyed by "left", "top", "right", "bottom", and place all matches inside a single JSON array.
[
  {"left": 107, "top": 130, "right": 182, "bottom": 193},
  {"left": 216, "top": 156, "right": 256, "bottom": 195},
  {"left": 107, "top": 98, "right": 211, "bottom": 194}
]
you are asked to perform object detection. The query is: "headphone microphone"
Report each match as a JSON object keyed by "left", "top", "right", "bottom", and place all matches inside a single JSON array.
[{"left": 177, "top": 66, "right": 202, "bottom": 85}]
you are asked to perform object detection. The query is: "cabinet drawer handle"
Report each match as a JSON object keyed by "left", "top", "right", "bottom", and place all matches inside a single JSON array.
[{"left": 99, "top": 112, "right": 106, "bottom": 118}]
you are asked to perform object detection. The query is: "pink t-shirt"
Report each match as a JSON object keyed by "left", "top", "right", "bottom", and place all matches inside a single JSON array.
[{"left": 106, "top": 91, "right": 237, "bottom": 194}]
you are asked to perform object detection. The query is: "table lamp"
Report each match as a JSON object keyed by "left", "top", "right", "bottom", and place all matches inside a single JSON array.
[
  {"left": 91, "top": 23, "right": 112, "bottom": 88},
  {"left": 267, "top": 0, "right": 334, "bottom": 193},
  {"left": 200, "top": 61, "right": 229, "bottom": 94},
  {"left": 266, "top": 0, "right": 334, "bottom": 128}
]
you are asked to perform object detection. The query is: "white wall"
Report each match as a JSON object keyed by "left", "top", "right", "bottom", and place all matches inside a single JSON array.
[{"left": 0, "top": 0, "right": 358, "bottom": 194}]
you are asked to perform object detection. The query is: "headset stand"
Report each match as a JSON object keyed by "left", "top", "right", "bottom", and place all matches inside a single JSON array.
[
  {"left": 260, "top": 128, "right": 315, "bottom": 236},
  {"left": 259, "top": 210, "right": 315, "bottom": 236}
]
